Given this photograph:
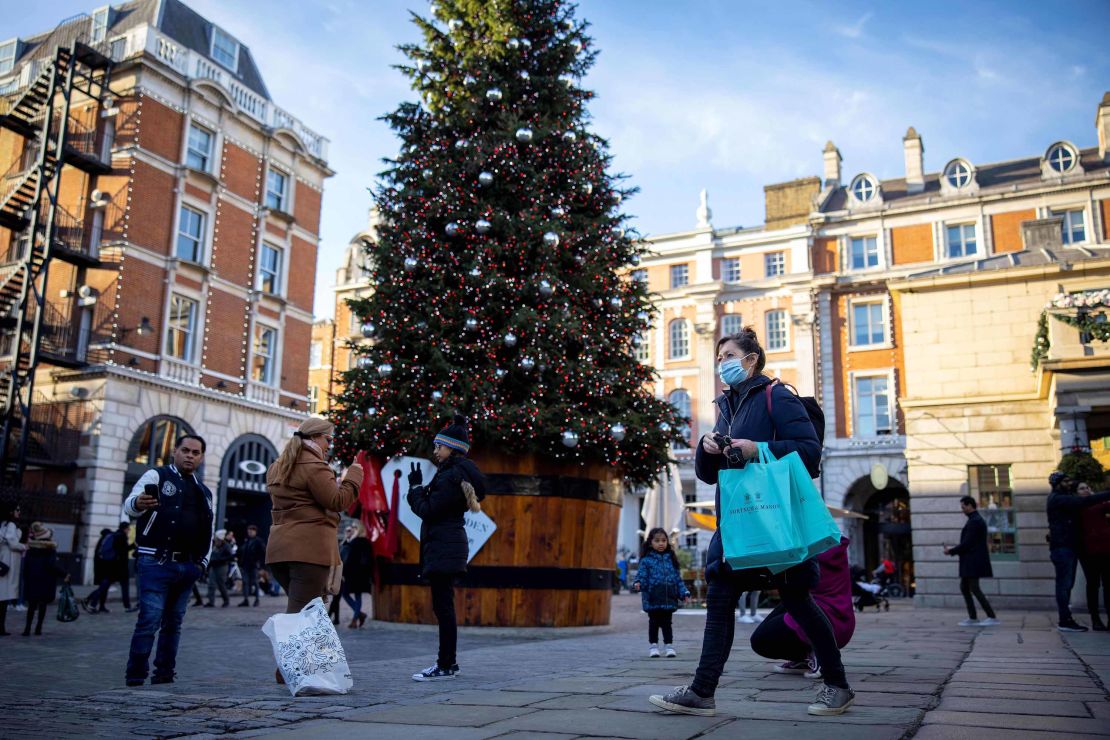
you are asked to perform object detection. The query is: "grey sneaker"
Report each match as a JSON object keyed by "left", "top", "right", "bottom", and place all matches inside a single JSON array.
[
  {"left": 808, "top": 684, "right": 855, "bottom": 716},
  {"left": 648, "top": 685, "right": 716, "bottom": 716}
]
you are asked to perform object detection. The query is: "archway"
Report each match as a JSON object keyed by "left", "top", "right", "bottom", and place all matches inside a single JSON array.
[
  {"left": 124, "top": 416, "right": 197, "bottom": 498},
  {"left": 217, "top": 434, "right": 277, "bottom": 542},
  {"left": 843, "top": 476, "right": 913, "bottom": 595}
]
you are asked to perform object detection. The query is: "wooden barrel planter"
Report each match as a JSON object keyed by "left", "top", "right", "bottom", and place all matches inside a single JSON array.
[{"left": 372, "top": 452, "right": 622, "bottom": 627}]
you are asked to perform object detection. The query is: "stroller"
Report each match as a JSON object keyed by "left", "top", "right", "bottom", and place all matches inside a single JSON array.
[{"left": 851, "top": 565, "right": 889, "bottom": 612}]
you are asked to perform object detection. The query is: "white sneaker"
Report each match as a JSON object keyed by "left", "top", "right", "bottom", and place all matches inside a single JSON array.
[
  {"left": 665, "top": 645, "right": 677, "bottom": 658},
  {"left": 957, "top": 618, "right": 981, "bottom": 627},
  {"left": 649, "top": 645, "right": 660, "bottom": 658},
  {"left": 978, "top": 617, "right": 1000, "bottom": 626},
  {"left": 804, "top": 653, "right": 822, "bottom": 680},
  {"left": 753, "top": 613, "right": 765, "bottom": 622},
  {"left": 738, "top": 615, "right": 756, "bottom": 624}
]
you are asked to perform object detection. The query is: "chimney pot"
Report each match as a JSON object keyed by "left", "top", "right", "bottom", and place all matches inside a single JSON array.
[
  {"left": 1097, "top": 91, "right": 1110, "bottom": 161},
  {"left": 903, "top": 127, "right": 925, "bottom": 194}
]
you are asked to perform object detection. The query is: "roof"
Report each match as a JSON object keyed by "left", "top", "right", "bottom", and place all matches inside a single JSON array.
[
  {"left": 822, "top": 147, "right": 1110, "bottom": 212},
  {"left": 8, "top": 0, "right": 269, "bottom": 100},
  {"left": 904, "top": 245, "right": 1110, "bottom": 280}
]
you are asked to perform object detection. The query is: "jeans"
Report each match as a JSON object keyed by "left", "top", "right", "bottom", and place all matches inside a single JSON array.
[
  {"left": 126, "top": 556, "right": 200, "bottom": 681},
  {"left": 647, "top": 609, "right": 674, "bottom": 644},
  {"left": 91, "top": 574, "right": 131, "bottom": 610},
  {"left": 1051, "top": 547, "right": 1079, "bottom": 623},
  {"left": 691, "top": 559, "right": 847, "bottom": 696},
  {"left": 750, "top": 604, "right": 810, "bottom": 662},
  {"left": 341, "top": 582, "right": 363, "bottom": 617},
  {"left": 429, "top": 574, "right": 457, "bottom": 669},
  {"left": 959, "top": 577, "right": 996, "bottom": 620},
  {"left": 741, "top": 590, "right": 760, "bottom": 616},
  {"left": 240, "top": 567, "right": 260, "bottom": 603},
  {"left": 1079, "top": 554, "right": 1110, "bottom": 621},
  {"left": 206, "top": 563, "right": 229, "bottom": 605}
]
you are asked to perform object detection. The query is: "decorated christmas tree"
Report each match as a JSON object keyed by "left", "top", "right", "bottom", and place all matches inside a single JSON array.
[{"left": 331, "top": 0, "right": 685, "bottom": 487}]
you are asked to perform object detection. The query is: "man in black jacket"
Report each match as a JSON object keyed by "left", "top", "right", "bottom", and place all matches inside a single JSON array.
[
  {"left": 84, "top": 522, "right": 135, "bottom": 613},
  {"left": 945, "top": 496, "right": 998, "bottom": 627},
  {"left": 121, "top": 435, "right": 213, "bottom": 685},
  {"left": 237, "top": 525, "right": 265, "bottom": 607},
  {"left": 1047, "top": 471, "right": 1110, "bottom": 632}
]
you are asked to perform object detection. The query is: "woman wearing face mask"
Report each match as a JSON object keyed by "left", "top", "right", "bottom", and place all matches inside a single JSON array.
[{"left": 650, "top": 327, "right": 854, "bottom": 718}]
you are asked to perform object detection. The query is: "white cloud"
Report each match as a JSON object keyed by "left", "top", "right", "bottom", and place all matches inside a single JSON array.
[{"left": 833, "top": 11, "right": 873, "bottom": 39}]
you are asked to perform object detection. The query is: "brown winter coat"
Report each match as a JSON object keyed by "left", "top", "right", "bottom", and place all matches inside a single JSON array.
[{"left": 265, "top": 445, "right": 363, "bottom": 568}]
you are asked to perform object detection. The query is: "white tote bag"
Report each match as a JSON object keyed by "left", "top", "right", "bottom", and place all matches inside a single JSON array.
[{"left": 262, "top": 597, "right": 353, "bottom": 696}]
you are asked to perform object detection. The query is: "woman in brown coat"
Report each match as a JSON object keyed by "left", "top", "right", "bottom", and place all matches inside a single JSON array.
[{"left": 266, "top": 417, "right": 363, "bottom": 617}]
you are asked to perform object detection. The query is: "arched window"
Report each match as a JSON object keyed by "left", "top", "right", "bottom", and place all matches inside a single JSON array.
[
  {"left": 668, "top": 319, "right": 689, "bottom": 359},
  {"left": 124, "top": 415, "right": 197, "bottom": 497},
  {"left": 850, "top": 174, "right": 877, "bottom": 203},
  {"left": 1046, "top": 143, "right": 1077, "bottom": 174},
  {"left": 944, "top": 159, "right": 973, "bottom": 189},
  {"left": 668, "top": 389, "right": 692, "bottom": 450}
]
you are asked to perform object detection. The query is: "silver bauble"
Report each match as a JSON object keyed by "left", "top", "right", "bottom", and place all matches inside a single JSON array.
[
  {"left": 520, "top": 38, "right": 532, "bottom": 48},
  {"left": 580, "top": 182, "right": 593, "bottom": 195},
  {"left": 475, "top": 219, "right": 492, "bottom": 234},
  {"left": 377, "top": 363, "right": 393, "bottom": 377},
  {"left": 660, "top": 422, "right": 672, "bottom": 432},
  {"left": 610, "top": 423, "right": 626, "bottom": 441},
  {"left": 486, "top": 87, "right": 503, "bottom": 102},
  {"left": 560, "top": 74, "right": 575, "bottom": 86},
  {"left": 561, "top": 430, "right": 579, "bottom": 448},
  {"left": 465, "top": 317, "right": 478, "bottom": 330},
  {"left": 495, "top": 368, "right": 508, "bottom": 378},
  {"left": 574, "top": 254, "right": 586, "bottom": 265},
  {"left": 637, "top": 311, "right": 649, "bottom": 322},
  {"left": 610, "top": 226, "right": 624, "bottom": 238},
  {"left": 515, "top": 127, "right": 534, "bottom": 143},
  {"left": 463, "top": 75, "right": 477, "bottom": 87},
  {"left": 448, "top": 19, "right": 463, "bottom": 31},
  {"left": 360, "top": 321, "right": 376, "bottom": 338},
  {"left": 543, "top": 231, "right": 560, "bottom": 247},
  {"left": 468, "top": 266, "right": 481, "bottom": 278},
  {"left": 520, "top": 357, "right": 535, "bottom": 370},
  {"left": 630, "top": 254, "right": 641, "bottom": 266},
  {"left": 478, "top": 171, "right": 494, "bottom": 186},
  {"left": 357, "top": 356, "right": 373, "bottom": 369},
  {"left": 562, "top": 130, "right": 577, "bottom": 142},
  {"left": 503, "top": 332, "right": 518, "bottom": 347},
  {"left": 416, "top": 59, "right": 429, "bottom": 73},
  {"left": 404, "top": 257, "right": 418, "bottom": 271},
  {"left": 631, "top": 335, "right": 641, "bottom": 347},
  {"left": 421, "top": 168, "right": 433, "bottom": 180},
  {"left": 611, "top": 192, "right": 622, "bottom": 205},
  {"left": 550, "top": 206, "right": 567, "bottom": 218},
  {"left": 507, "top": 38, "right": 520, "bottom": 50},
  {"left": 445, "top": 222, "right": 459, "bottom": 236},
  {"left": 609, "top": 296, "right": 623, "bottom": 309},
  {"left": 431, "top": 390, "right": 443, "bottom": 401},
  {"left": 367, "top": 406, "right": 377, "bottom": 416},
  {"left": 538, "top": 279, "right": 554, "bottom": 297},
  {"left": 455, "top": 138, "right": 469, "bottom": 150}
]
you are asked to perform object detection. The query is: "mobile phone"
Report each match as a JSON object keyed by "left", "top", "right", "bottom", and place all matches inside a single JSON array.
[{"left": 144, "top": 483, "right": 159, "bottom": 503}]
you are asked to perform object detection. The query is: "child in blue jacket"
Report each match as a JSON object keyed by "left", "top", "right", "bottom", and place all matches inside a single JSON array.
[{"left": 633, "top": 528, "right": 690, "bottom": 657}]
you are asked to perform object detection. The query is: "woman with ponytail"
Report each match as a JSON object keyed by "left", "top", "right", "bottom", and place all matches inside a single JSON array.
[
  {"left": 266, "top": 417, "right": 362, "bottom": 680},
  {"left": 408, "top": 414, "right": 486, "bottom": 681}
]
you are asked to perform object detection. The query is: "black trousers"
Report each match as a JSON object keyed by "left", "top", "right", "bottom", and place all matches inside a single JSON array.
[
  {"left": 1079, "top": 555, "right": 1110, "bottom": 620},
  {"left": 647, "top": 609, "right": 674, "bottom": 644},
  {"left": 23, "top": 601, "right": 48, "bottom": 635},
  {"left": 429, "top": 573, "right": 457, "bottom": 669},
  {"left": 750, "top": 604, "right": 810, "bottom": 662},
  {"left": 959, "top": 577, "right": 996, "bottom": 620},
  {"left": 691, "top": 559, "right": 847, "bottom": 696}
]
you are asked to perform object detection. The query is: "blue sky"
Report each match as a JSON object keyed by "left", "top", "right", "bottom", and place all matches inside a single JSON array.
[{"left": 10, "top": 1, "right": 1110, "bottom": 317}]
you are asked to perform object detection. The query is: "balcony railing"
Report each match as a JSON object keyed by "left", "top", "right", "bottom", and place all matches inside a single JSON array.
[
  {"left": 159, "top": 356, "right": 202, "bottom": 385},
  {"left": 246, "top": 381, "right": 279, "bottom": 405},
  {"left": 104, "top": 24, "right": 329, "bottom": 161},
  {"left": 19, "top": 391, "right": 92, "bottom": 465}
]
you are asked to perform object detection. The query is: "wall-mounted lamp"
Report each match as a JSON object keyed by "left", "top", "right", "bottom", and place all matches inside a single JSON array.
[
  {"left": 89, "top": 189, "right": 111, "bottom": 209},
  {"left": 288, "top": 399, "right": 299, "bottom": 410},
  {"left": 215, "top": 380, "right": 228, "bottom": 390},
  {"left": 100, "top": 95, "right": 121, "bottom": 118},
  {"left": 127, "top": 357, "right": 140, "bottom": 367}
]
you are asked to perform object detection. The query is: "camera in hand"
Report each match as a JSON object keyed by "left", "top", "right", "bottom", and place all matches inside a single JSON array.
[
  {"left": 144, "top": 483, "right": 159, "bottom": 503},
  {"left": 712, "top": 433, "right": 731, "bottom": 449}
]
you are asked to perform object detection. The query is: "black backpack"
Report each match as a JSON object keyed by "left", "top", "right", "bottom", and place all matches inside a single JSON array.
[{"left": 765, "top": 381, "right": 825, "bottom": 473}]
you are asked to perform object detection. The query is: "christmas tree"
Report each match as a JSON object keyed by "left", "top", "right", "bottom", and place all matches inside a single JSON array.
[{"left": 331, "top": 0, "right": 685, "bottom": 487}]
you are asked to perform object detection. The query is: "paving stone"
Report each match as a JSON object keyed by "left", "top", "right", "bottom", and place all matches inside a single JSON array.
[
  {"left": 913, "top": 724, "right": 1106, "bottom": 739},
  {"left": 265, "top": 719, "right": 500, "bottom": 739},
  {"left": 937, "top": 696, "right": 1092, "bottom": 717},
  {"left": 441, "top": 690, "right": 569, "bottom": 707},
  {"left": 340, "top": 703, "right": 535, "bottom": 726},
  {"left": 697, "top": 719, "right": 907, "bottom": 739},
  {"left": 922, "top": 710, "right": 1110, "bottom": 735},
  {"left": 525, "top": 694, "right": 623, "bottom": 710},
  {"left": 481, "top": 707, "right": 729, "bottom": 739},
  {"left": 490, "top": 733, "right": 582, "bottom": 740},
  {"left": 505, "top": 677, "right": 636, "bottom": 694},
  {"left": 950, "top": 671, "right": 1096, "bottom": 687}
]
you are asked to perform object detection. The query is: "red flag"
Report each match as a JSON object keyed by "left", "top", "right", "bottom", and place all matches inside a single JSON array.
[
  {"left": 374, "top": 467, "right": 402, "bottom": 561},
  {"left": 354, "top": 452, "right": 388, "bottom": 543}
]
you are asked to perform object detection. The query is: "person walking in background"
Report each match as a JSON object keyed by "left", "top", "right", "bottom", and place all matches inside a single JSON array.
[
  {"left": 330, "top": 524, "right": 356, "bottom": 625},
  {"left": 238, "top": 524, "right": 266, "bottom": 607},
  {"left": 0, "top": 502, "right": 26, "bottom": 636},
  {"left": 408, "top": 414, "right": 486, "bottom": 681},
  {"left": 944, "top": 496, "right": 999, "bottom": 627},
  {"left": 1047, "top": 472, "right": 1110, "bottom": 632},
  {"left": 738, "top": 591, "right": 761, "bottom": 624},
  {"left": 754, "top": 537, "right": 855, "bottom": 680},
  {"left": 266, "top": 417, "right": 362, "bottom": 684},
  {"left": 205, "top": 530, "right": 233, "bottom": 608},
  {"left": 341, "top": 521, "right": 373, "bottom": 629},
  {"left": 1077, "top": 481, "right": 1110, "bottom": 631},
  {"left": 21, "top": 522, "right": 69, "bottom": 636},
  {"left": 84, "top": 521, "right": 135, "bottom": 614},
  {"left": 122, "top": 434, "right": 213, "bottom": 686},
  {"left": 632, "top": 527, "right": 690, "bottom": 658},
  {"left": 91, "top": 527, "right": 112, "bottom": 597}
]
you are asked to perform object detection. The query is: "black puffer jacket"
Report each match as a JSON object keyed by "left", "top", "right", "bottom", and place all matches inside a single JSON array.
[
  {"left": 407, "top": 455, "right": 487, "bottom": 577},
  {"left": 1047, "top": 485, "right": 1110, "bottom": 550}
]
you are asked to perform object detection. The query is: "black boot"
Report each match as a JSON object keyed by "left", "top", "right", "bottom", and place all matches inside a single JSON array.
[{"left": 1092, "top": 615, "right": 1108, "bottom": 631}]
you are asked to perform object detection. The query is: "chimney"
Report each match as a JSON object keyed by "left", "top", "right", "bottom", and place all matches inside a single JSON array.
[
  {"left": 903, "top": 127, "right": 924, "bottom": 194},
  {"left": 1098, "top": 91, "right": 1110, "bottom": 161},
  {"left": 823, "top": 141, "right": 841, "bottom": 187},
  {"left": 696, "top": 189, "right": 712, "bottom": 229}
]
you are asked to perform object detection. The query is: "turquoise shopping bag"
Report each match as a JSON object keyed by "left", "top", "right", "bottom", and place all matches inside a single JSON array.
[
  {"left": 785, "top": 452, "right": 842, "bottom": 562},
  {"left": 719, "top": 443, "right": 808, "bottom": 571}
]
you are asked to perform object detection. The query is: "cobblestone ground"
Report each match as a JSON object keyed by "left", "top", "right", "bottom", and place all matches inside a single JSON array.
[{"left": 1, "top": 589, "right": 1107, "bottom": 738}]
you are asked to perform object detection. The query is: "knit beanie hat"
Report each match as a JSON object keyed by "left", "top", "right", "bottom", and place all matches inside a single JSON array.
[
  {"left": 1049, "top": 471, "right": 1069, "bottom": 487},
  {"left": 434, "top": 414, "right": 471, "bottom": 455}
]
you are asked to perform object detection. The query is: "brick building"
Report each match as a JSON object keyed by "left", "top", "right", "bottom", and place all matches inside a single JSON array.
[
  {"left": 0, "top": 1, "right": 331, "bottom": 580},
  {"left": 639, "top": 91, "right": 1110, "bottom": 609}
]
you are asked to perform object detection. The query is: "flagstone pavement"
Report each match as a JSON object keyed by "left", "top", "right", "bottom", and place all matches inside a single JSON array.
[{"left": 0, "top": 590, "right": 1107, "bottom": 738}]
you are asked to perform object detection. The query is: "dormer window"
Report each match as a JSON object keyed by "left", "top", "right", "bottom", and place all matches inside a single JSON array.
[
  {"left": 944, "top": 160, "right": 973, "bottom": 189},
  {"left": 90, "top": 7, "right": 111, "bottom": 44},
  {"left": 0, "top": 39, "right": 18, "bottom": 76},
  {"left": 849, "top": 174, "right": 878, "bottom": 205},
  {"left": 211, "top": 27, "right": 239, "bottom": 72},
  {"left": 1046, "top": 143, "right": 1077, "bottom": 173}
]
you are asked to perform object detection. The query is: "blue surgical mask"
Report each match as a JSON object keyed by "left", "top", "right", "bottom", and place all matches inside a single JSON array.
[{"left": 718, "top": 359, "right": 747, "bottom": 386}]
